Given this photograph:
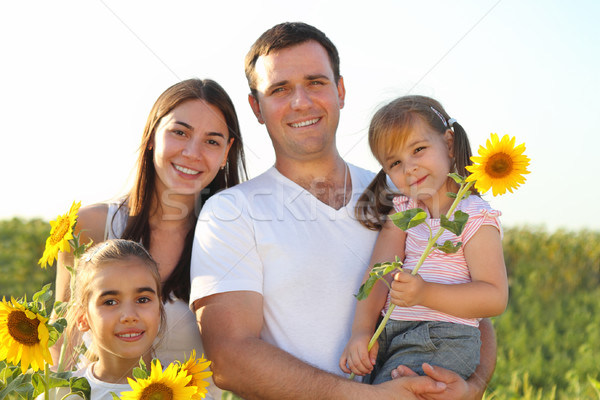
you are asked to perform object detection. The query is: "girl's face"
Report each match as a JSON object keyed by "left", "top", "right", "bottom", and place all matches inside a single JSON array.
[
  {"left": 152, "top": 99, "right": 234, "bottom": 198},
  {"left": 78, "top": 258, "right": 161, "bottom": 367},
  {"left": 383, "top": 117, "right": 456, "bottom": 216}
]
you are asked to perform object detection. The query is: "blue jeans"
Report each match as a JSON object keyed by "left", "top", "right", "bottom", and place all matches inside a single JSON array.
[{"left": 368, "top": 320, "right": 480, "bottom": 384}]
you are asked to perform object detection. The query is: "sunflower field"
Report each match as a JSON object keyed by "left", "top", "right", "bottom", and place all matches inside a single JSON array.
[{"left": 1, "top": 218, "right": 599, "bottom": 399}]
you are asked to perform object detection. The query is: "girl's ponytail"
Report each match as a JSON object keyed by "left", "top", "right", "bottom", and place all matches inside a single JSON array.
[
  {"left": 356, "top": 169, "right": 396, "bottom": 231},
  {"left": 449, "top": 120, "right": 480, "bottom": 195},
  {"left": 450, "top": 121, "right": 472, "bottom": 177}
]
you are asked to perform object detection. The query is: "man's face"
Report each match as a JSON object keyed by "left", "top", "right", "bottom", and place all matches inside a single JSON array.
[{"left": 248, "top": 40, "right": 345, "bottom": 164}]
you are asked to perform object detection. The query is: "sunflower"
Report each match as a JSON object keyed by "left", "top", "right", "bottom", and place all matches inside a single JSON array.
[
  {"left": 179, "top": 350, "right": 213, "bottom": 399},
  {"left": 466, "top": 133, "right": 530, "bottom": 196},
  {"left": 38, "top": 201, "right": 81, "bottom": 268},
  {"left": 0, "top": 297, "right": 53, "bottom": 373},
  {"left": 121, "top": 359, "right": 198, "bottom": 400}
]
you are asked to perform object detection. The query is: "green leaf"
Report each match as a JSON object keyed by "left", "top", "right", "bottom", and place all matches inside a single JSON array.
[
  {"left": 221, "top": 390, "right": 245, "bottom": 400},
  {"left": 448, "top": 173, "right": 466, "bottom": 184},
  {"left": 53, "top": 301, "right": 68, "bottom": 318},
  {"left": 47, "top": 317, "right": 67, "bottom": 348},
  {"left": 32, "top": 283, "right": 53, "bottom": 305},
  {"left": 0, "top": 373, "right": 33, "bottom": 399},
  {"left": 66, "top": 265, "right": 76, "bottom": 277},
  {"left": 70, "top": 376, "right": 92, "bottom": 400},
  {"left": 588, "top": 375, "right": 600, "bottom": 397},
  {"left": 111, "top": 392, "right": 123, "bottom": 400},
  {"left": 390, "top": 209, "right": 427, "bottom": 231},
  {"left": 30, "top": 370, "right": 73, "bottom": 398},
  {"left": 132, "top": 367, "right": 148, "bottom": 380},
  {"left": 0, "top": 360, "right": 10, "bottom": 382},
  {"left": 31, "top": 372, "right": 45, "bottom": 395},
  {"left": 448, "top": 190, "right": 472, "bottom": 201},
  {"left": 434, "top": 240, "right": 463, "bottom": 254},
  {"left": 50, "top": 318, "right": 67, "bottom": 334},
  {"left": 355, "top": 260, "right": 403, "bottom": 300},
  {"left": 355, "top": 280, "right": 375, "bottom": 301},
  {"left": 9, "top": 364, "right": 23, "bottom": 380},
  {"left": 440, "top": 210, "right": 469, "bottom": 236}
]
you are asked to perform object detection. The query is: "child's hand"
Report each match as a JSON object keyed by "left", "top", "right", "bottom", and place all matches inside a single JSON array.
[
  {"left": 339, "top": 331, "right": 378, "bottom": 376},
  {"left": 390, "top": 270, "right": 427, "bottom": 307}
]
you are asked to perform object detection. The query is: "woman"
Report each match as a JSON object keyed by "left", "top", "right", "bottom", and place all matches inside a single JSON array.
[{"left": 54, "top": 78, "right": 247, "bottom": 399}]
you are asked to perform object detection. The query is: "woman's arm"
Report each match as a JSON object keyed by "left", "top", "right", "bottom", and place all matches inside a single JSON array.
[
  {"left": 51, "top": 203, "right": 108, "bottom": 366},
  {"left": 54, "top": 203, "right": 108, "bottom": 302}
]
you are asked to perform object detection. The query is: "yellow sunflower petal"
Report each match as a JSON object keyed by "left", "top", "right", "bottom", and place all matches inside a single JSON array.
[
  {"left": 466, "top": 133, "right": 530, "bottom": 196},
  {"left": 38, "top": 201, "right": 81, "bottom": 268},
  {"left": 0, "top": 298, "right": 52, "bottom": 373},
  {"left": 120, "top": 358, "right": 198, "bottom": 400},
  {"left": 179, "top": 350, "right": 213, "bottom": 399}
]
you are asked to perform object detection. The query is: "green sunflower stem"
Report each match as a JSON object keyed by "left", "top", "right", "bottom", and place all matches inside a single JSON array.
[
  {"left": 348, "top": 303, "right": 397, "bottom": 380},
  {"left": 411, "top": 180, "right": 474, "bottom": 276},
  {"left": 58, "top": 254, "right": 79, "bottom": 373},
  {"left": 44, "top": 362, "right": 50, "bottom": 399},
  {"left": 348, "top": 180, "right": 475, "bottom": 380},
  {"left": 57, "top": 330, "right": 68, "bottom": 373}
]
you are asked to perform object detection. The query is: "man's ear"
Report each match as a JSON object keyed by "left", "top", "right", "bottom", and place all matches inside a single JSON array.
[
  {"left": 336, "top": 76, "right": 346, "bottom": 109},
  {"left": 248, "top": 94, "right": 265, "bottom": 124}
]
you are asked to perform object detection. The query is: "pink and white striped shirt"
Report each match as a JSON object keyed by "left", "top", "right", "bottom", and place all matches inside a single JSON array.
[{"left": 383, "top": 195, "right": 502, "bottom": 327}]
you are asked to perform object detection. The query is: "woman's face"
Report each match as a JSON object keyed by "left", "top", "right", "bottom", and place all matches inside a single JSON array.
[{"left": 152, "top": 99, "right": 233, "bottom": 198}]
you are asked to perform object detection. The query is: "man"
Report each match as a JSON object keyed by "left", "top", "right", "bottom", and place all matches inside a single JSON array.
[{"left": 190, "top": 22, "right": 496, "bottom": 399}]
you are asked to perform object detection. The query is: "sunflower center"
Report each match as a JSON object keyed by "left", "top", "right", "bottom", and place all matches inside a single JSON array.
[
  {"left": 7, "top": 310, "right": 40, "bottom": 345},
  {"left": 49, "top": 216, "right": 70, "bottom": 245},
  {"left": 140, "top": 383, "right": 174, "bottom": 400},
  {"left": 485, "top": 152, "right": 513, "bottom": 179}
]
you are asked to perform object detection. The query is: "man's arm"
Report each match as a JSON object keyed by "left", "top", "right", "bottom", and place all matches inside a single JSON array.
[
  {"left": 194, "top": 291, "right": 447, "bottom": 400},
  {"left": 467, "top": 318, "right": 497, "bottom": 399}
]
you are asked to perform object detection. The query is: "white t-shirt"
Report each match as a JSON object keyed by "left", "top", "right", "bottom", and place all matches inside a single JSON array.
[
  {"left": 35, "top": 363, "right": 130, "bottom": 400},
  {"left": 190, "top": 164, "right": 378, "bottom": 376}
]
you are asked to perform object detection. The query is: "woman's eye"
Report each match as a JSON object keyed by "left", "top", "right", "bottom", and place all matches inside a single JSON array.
[
  {"left": 414, "top": 146, "right": 425, "bottom": 153},
  {"left": 207, "top": 139, "right": 220, "bottom": 146},
  {"left": 103, "top": 299, "right": 117, "bottom": 306},
  {"left": 138, "top": 297, "right": 151, "bottom": 304},
  {"left": 172, "top": 129, "right": 185, "bottom": 136}
]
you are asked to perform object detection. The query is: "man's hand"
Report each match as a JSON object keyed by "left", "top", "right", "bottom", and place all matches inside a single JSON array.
[
  {"left": 391, "top": 363, "right": 477, "bottom": 400},
  {"left": 377, "top": 373, "right": 447, "bottom": 400}
]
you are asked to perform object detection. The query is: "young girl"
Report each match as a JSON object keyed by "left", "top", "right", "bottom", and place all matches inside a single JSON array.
[
  {"left": 43, "top": 239, "right": 166, "bottom": 399},
  {"left": 339, "top": 95, "right": 508, "bottom": 383}
]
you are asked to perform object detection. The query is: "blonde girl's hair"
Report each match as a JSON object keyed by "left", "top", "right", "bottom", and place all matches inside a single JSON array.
[
  {"left": 64, "top": 239, "right": 166, "bottom": 365},
  {"left": 356, "top": 95, "right": 476, "bottom": 231}
]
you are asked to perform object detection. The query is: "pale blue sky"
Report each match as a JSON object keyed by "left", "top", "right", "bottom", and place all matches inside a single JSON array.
[{"left": 1, "top": 1, "right": 598, "bottom": 231}]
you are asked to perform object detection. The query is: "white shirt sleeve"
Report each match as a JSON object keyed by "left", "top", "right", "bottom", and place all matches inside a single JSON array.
[{"left": 189, "top": 189, "right": 263, "bottom": 306}]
